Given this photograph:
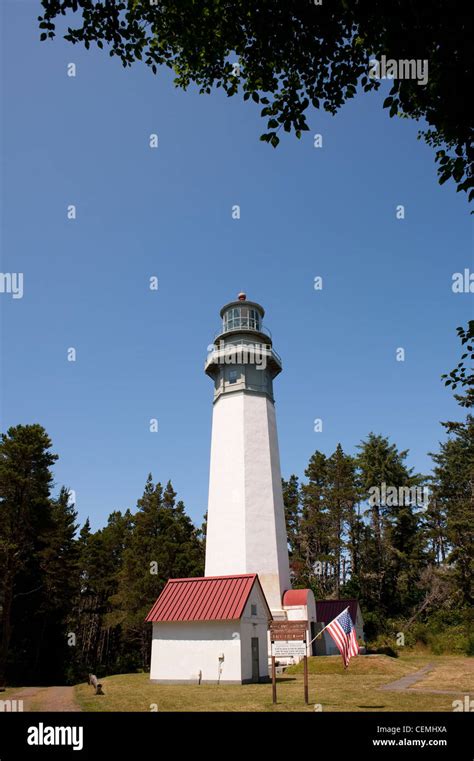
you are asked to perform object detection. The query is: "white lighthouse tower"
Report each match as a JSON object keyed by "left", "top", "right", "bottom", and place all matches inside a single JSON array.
[{"left": 204, "top": 293, "right": 292, "bottom": 615}]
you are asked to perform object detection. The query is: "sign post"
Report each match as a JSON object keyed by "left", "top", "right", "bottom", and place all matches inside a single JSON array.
[
  {"left": 271, "top": 652, "right": 277, "bottom": 704},
  {"left": 303, "top": 653, "right": 309, "bottom": 704},
  {"left": 269, "top": 621, "right": 308, "bottom": 705}
]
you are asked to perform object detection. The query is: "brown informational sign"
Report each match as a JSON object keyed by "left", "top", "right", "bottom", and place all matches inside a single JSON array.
[
  {"left": 270, "top": 621, "right": 309, "bottom": 705},
  {"left": 272, "top": 631, "right": 307, "bottom": 641},
  {"left": 270, "top": 620, "right": 307, "bottom": 641}
]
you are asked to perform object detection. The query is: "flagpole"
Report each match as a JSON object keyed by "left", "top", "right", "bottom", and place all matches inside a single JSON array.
[{"left": 306, "top": 605, "right": 350, "bottom": 652}]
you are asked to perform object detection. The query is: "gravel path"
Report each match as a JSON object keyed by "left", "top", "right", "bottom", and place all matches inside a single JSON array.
[
  {"left": 6, "top": 685, "right": 81, "bottom": 712},
  {"left": 380, "top": 664, "right": 470, "bottom": 695}
]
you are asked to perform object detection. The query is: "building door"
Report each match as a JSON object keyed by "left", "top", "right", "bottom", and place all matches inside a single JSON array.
[{"left": 251, "top": 637, "right": 260, "bottom": 682}]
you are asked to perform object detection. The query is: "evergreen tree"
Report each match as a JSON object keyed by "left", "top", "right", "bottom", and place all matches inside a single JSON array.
[
  {"left": 110, "top": 475, "right": 204, "bottom": 669},
  {"left": 282, "top": 475, "right": 301, "bottom": 561},
  {"left": 199, "top": 511, "right": 207, "bottom": 549},
  {"left": 78, "top": 517, "right": 92, "bottom": 551},
  {"left": 429, "top": 416, "right": 474, "bottom": 606},
  {"left": 37, "top": 487, "right": 80, "bottom": 682},
  {"left": 385, "top": 500, "right": 426, "bottom": 615},
  {"left": 299, "top": 451, "right": 329, "bottom": 592},
  {"left": 74, "top": 510, "right": 133, "bottom": 677},
  {"left": 356, "top": 433, "right": 422, "bottom": 615},
  {"left": 0, "top": 424, "right": 57, "bottom": 686},
  {"left": 324, "top": 445, "right": 358, "bottom": 595},
  {"left": 422, "top": 496, "right": 448, "bottom": 566}
]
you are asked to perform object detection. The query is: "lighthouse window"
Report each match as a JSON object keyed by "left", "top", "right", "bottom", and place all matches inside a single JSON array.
[
  {"left": 224, "top": 308, "right": 239, "bottom": 331},
  {"left": 229, "top": 369, "right": 238, "bottom": 384},
  {"left": 223, "top": 307, "right": 261, "bottom": 332},
  {"left": 249, "top": 309, "right": 261, "bottom": 330}
]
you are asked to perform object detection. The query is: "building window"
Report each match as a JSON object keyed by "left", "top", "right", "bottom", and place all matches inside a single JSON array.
[
  {"left": 251, "top": 604, "right": 257, "bottom": 616},
  {"left": 229, "top": 369, "right": 238, "bottom": 384}
]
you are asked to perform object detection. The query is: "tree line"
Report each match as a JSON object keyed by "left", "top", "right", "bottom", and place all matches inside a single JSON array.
[
  {"left": 282, "top": 423, "right": 472, "bottom": 647},
  {"left": 0, "top": 438, "right": 204, "bottom": 687}
]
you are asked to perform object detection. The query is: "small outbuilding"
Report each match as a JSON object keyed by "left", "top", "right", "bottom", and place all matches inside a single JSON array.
[
  {"left": 146, "top": 573, "right": 272, "bottom": 684},
  {"left": 282, "top": 588, "right": 317, "bottom": 656},
  {"left": 314, "top": 599, "right": 365, "bottom": 656}
]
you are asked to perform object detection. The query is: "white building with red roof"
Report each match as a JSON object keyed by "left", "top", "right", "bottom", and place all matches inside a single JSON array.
[{"left": 146, "top": 574, "right": 272, "bottom": 684}]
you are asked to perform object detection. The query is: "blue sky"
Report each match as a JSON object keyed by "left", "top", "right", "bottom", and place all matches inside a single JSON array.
[{"left": 1, "top": 1, "right": 472, "bottom": 530}]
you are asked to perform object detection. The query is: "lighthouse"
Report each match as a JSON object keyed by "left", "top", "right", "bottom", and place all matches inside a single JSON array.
[{"left": 204, "top": 293, "right": 292, "bottom": 615}]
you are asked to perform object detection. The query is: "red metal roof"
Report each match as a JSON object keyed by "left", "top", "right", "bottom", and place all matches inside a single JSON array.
[
  {"left": 145, "top": 574, "right": 270, "bottom": 623},
  {"left": 282, "top": 589, "right": 311, "bottom": 607},
  {"left": 315, "top": 599, "right": 359, "bottom": 624}
]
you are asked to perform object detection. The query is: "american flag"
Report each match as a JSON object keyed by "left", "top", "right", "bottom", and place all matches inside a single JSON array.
[{"left": 326, "top": 608, "right": 359, "bottom": 668}]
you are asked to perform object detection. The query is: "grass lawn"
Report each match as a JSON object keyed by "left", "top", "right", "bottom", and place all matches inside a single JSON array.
[{"left": 74, "top": 653, "right": 472, "bottom": 712}]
